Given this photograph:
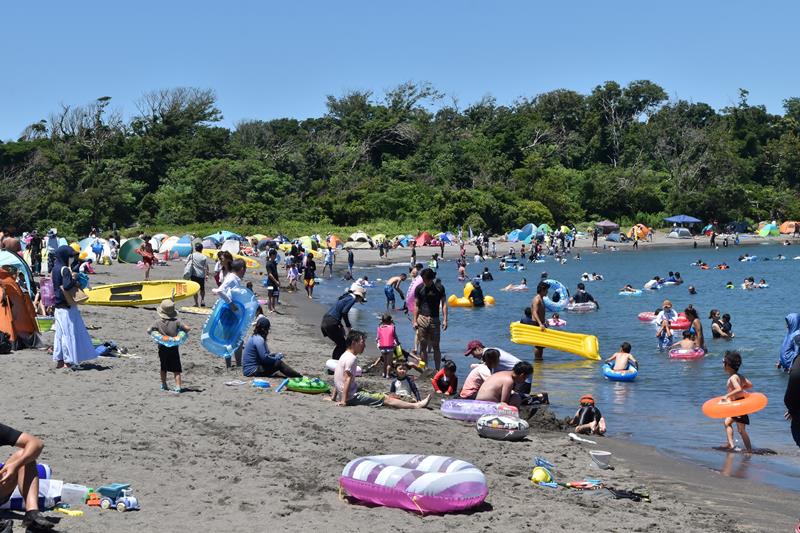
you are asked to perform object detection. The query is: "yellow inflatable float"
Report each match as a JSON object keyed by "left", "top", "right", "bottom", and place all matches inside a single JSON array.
[
  {"left": 200, "top": 249, "right": 260, "bottom": 269},
  {"left": 509, "top": 321, "right": 600, "bottom": 360},
  {"left": 448, "top": 282, "right": 495, "bottom": 307}
]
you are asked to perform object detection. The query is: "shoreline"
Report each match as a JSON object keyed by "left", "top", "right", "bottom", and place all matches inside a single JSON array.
[{"left": 0, "top": 257, "right": 795, "bottom": 531}]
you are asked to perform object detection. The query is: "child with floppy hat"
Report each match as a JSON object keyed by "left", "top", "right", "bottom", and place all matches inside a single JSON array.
[{"left": 147, "top": 299, "right": 190, "bottom": 392}]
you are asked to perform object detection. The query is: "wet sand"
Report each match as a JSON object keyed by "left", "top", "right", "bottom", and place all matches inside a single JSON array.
[{"left": 0, "top": 254, "right": 796, "bottom": 532}]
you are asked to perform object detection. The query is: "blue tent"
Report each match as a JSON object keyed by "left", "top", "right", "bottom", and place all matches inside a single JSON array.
[
  {"left": 518, "top": 223, "right": 535, "bottom": 241},
  {"left": 0, "top": 251, "right": 34, "bottom": 294},
  {"left": 172, "top": 235, "right": 193, "bottom": 257},
  {"left": 203, "top": 230, "right": 242, "bottom": 243},
  {"left": 507, "top": 229, "right": 521, "bottom": 242},
  {"left": 664, "top": 214, "right": 701, "bottom": 224},
  {"left": 605, "top": 232, "right": 621, "bottom": 242}
]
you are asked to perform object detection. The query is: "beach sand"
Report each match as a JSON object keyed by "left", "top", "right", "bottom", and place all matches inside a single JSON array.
[{"left": 0, "top": 251, "right": 796, "bottom": 532}]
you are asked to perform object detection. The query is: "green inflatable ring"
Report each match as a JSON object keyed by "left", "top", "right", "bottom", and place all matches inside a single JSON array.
[{"left": 285, "top": 377, "right": 330, "bottom": 394}]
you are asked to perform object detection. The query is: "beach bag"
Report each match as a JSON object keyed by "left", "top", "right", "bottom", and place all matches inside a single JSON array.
[
  {"left": 60, "top": 267, "right": 88, "bottom": 306},
  {"left": 183, "top": 258, "right": 193, "bottom": 280}
]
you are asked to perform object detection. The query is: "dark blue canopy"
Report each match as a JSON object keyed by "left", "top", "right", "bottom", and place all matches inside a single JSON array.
[{"left": 664, "top": 214, "right": 701, "bottom": 224}]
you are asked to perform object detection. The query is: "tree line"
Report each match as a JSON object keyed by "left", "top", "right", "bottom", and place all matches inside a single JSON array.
[{"left": 2, "top": 81, "right": 799, "bottom": 237}]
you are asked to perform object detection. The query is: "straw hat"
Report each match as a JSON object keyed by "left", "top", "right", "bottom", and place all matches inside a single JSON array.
[
  {"left": 157, "top": 299, "right": 177, "bottom": 319},
  {"left": 350, "top": 285, "right": 367, "bottom": 301}
]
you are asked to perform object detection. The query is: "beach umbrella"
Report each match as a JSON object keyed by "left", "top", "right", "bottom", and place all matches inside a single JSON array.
[
  {"left": 664, "top": 214, "right": 701, "bottom": 224},
  {"left": 594, "top": 220, "right": 619, "bottom": 235}
]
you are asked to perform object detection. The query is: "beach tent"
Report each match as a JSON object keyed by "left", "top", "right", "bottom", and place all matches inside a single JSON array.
[
  {"left": 0, "top": 251, "right": 34, "bottom": 294},
  {"left": 779, "top": 221, "right": 800, "bottom": 234},
  {"left": 249, "top": 234, "right": 268, "bottom": 243},
  {"left": 297, "top": 236, "right": 319, "bottom": 251},
  {"left": 372, "top": 234, "right": 387, "bottom": 244},
  {"left": 81, "top": 238, "right": 111, "bottom": 260},
  {"left": 725, "top": 221, "right": 751, "bottom": 234},
  {"left": 701, "top": 224, "right": 715, "bottom": 236},
  {"left": 536, "top": 223, "right": 552, "bottom": 235},
  {"left": 594, "top": 220, "right": 619, "bottom": 235},
  {"left": 327, "top": 235, "right": 344, "bottom": 249},
  {"left": 392, "top": 235, "right": 410, "bottom": 247},
  {"left": 507, "top": 229, "right": 521, "bottom": 242},
  {"left": 627, "top": 224, "right": 650, "bottom": 240},
  {"left": 436, "top": 232, "right": 454, "bottom": 244},
  {"left": 605, "top": 232, "right": 621, "bottom": 242},
  {"left": 221, "top": 239, "right": 241, "bottom": 254},
  {"left": 171, "top": 235, "right": 193, "bottom": 257},
  {"left": 664, "top": 214, "right": 701, "bottom": 225},
  {"left": 345, "top": 232, "right": 373, "bottom": 249},
  {"left": 78, "top": 237, "right": 93, "bottom": 250},
  {"left": 118, "top": 238, "right": 144, "bottom": 263},
  {"left": 667, "top": 228, "right": 692, "bottom": 239},
  {"left": 415, "top": 232, "right": 433, "bottom": 246},
  {"left": 518, "top": 223, "right": 535, "bottom": 241},
  {"left": 202, "top": 238, "right": 218, "bottom": 250},
  {"left": 758, "top": 223, "right": 779, "bottom": 237},
  {"left": 204, "top": 230, "right": 242, "bottom": 243},
  {"left": 159, "top": 236, "right": 180, "bottom": 258},
  {"left": 0, "top": 269, "right": 39, "bottom": 346}
]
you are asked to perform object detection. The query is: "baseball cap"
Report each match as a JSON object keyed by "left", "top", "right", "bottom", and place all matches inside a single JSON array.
[{"left": 464, "top": 339, "right": 483, "bottom": 355}]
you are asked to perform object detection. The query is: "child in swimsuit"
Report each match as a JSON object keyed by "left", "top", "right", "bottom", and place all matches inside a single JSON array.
[
  {"left": 431, "top": 359, "right": 458, "bottom": 395},
  {"left": 671, "top": 330, "right": 698, "bottom": 351},
  {"left": 570, "top": 394, "right": 606, "bottom": 435},
  {"left": 605, "top": 342, "right": 637, "bottom": 372},
  {"left": 720, "top": 351, "right": 753, "bottom": 452}
]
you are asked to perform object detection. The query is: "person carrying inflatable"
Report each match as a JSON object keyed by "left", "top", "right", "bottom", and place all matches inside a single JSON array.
[{"left": 719, "top": 351, "right": 754, "bottom": 452}]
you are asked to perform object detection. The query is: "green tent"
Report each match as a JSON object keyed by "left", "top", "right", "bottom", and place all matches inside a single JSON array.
[{"left": 119, "top": 238, "right": 144, "bottom": 263}]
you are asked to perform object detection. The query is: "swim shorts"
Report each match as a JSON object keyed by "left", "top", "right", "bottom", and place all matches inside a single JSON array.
[
  {"left": 384, "top": 285, "right": 395, "bottom": 302},
  {"left": 346, "top": 391, "right": 385, "bottom": 407},
  {"left": 732, "top": 414, "right": 750, "bottom": 425},
  {"left": 416, "top": 315, "right": 440, "bottom": 346}
]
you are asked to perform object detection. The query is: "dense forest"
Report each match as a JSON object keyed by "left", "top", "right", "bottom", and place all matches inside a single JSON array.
[{"left": 2, "top": 81, "right": 800, "bottom": 237}]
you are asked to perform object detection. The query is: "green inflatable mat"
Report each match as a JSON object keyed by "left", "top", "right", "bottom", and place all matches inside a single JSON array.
[{"left": 285, "top": 377, "right": 330, "bottom": 394}]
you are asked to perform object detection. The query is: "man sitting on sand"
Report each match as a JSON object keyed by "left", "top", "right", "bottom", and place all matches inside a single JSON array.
[
  {"left": 332, "top": 330, "right": 430, "bottom": 409},
  {"left": 475, "top": 362, "right": 534, "bottom": 407},
  {"left": 0, "top": 423, "right": 54, "bottom": 532}
]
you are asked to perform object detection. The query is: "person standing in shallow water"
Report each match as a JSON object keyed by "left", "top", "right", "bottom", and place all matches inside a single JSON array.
[
  {"left": 529, "top": 281, "right": 548, "bottom": 360},
  {"left": 413, "top": 268, "right": 447, "bottom": 370}
]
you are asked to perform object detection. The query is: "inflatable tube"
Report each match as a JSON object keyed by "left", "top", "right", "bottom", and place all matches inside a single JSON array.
[
  {"left": 639, "top": 312, "right": 690, "bottom": 330},
  {"left": 339, "top": 454, "right": 488, "bottom": 513},
  {"left": 547, "top": 318, "right": 567, "bottom": 327},
  {"left": 441, "top": 399, "right": 518, "bottom": 422},
  {"left": 601, "top": 362, "right": 638, "bottom": 382},
  {"left": 619, "top": 290, "right": 642, "bottom": 296},
  {"left": 405, "top": 276, "right": 423, "bottom": 314},
  {"left": 702, "top": 392, "right": 768, "bottom": 419},
  {"left": 566, "top": 302, "right": 597, "bottom": 313},
  {"left": 447, "top": 295, "right": 496, "bottom": 307},
  {"left": 740, "top": 256, "right": 757, "bottom": 262},
  {"left": 285, "top": 376, "right": 330, "bottom": 394},
  {"left": 668, "top": 348, "right": 706, "bottom": 360},
  {"left": 326, "top": 358, "right": 362, "bottom": 376},
  {"left": 510, "top": 322, "right": 601, "bottom": 360},
  {"left": 543, "top": 279, "right": 568, "bottom": 312},
  {"left": 200, "top": 288, "right": 259, "bottom": 357},
  {"left": 476, "top": 414, "right": 529, "bottom": 441},
  {"left": 150, "top": 330, "right": 188, "bottom": 347}
]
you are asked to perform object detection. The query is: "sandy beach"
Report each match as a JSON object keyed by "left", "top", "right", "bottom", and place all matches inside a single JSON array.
[{"left": 1, "top": 246, "right": 797, "bottom": 532}]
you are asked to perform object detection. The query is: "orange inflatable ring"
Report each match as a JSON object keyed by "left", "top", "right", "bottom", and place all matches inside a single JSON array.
[{"left": 701, "top": 392, "right": 768, "bottom": 419}]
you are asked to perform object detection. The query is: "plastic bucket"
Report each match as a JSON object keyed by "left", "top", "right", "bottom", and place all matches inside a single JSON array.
[{"left": 590, "top": 450, "right": 612, "bottom": 469}]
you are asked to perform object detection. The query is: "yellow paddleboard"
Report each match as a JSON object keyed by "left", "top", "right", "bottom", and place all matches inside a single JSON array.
[
  {"left": 199, "top": 249, "right": 260, "bottom": 269},
  {"left": 84, "top": 280, "right": 200, "bottom": 307},
  {"left": 510, "top": 321, "right": 600, "bottom": 360}
]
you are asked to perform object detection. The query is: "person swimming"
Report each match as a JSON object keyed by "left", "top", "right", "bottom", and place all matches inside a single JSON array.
[
  {"left": 502, "top": 278, "right": 528, "bottom": 291},
  {"left": 726, "top": 281, "right": 734, "bottom": 289}
]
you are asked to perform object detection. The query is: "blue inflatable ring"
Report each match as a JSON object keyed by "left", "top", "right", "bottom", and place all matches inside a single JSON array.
[
  {"left": 543, "top": 279, "right": 568, "bottom": 312},
  {"left": 150, "top": 330, "right": 188, "bottom": 347},
  {"left": 602, "top": 362, "right": 638, "bottom": 382},
  {"left": 619, "top": 289, "right": 643, "bottom": 296}
]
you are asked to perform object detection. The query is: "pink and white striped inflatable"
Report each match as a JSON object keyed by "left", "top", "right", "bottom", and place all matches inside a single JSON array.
[{"left": 339, "top": 454, "right": 488, "bottom": 513}]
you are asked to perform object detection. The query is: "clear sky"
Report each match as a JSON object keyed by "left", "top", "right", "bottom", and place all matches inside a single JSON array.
[{"left": 2, "top": 0, "right": 798, "bottom": 141}]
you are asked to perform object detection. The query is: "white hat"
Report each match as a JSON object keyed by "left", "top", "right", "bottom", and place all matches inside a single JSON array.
[{"left": 351, "top": 285, "right": 367, "bottom": 301}]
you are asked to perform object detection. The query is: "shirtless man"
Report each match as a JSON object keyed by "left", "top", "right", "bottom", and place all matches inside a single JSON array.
[
  {"left": 475, "top": 362, "right": 533, "bottom": 407},
  {"left": 530, "top": 281, "right": 549, "bottom": 360},
  {"left": 605, "top": 342, "right": 638, "bottom": 371},
  {"left": 384, "top": 273, "right": 407, "bottom": 310}
]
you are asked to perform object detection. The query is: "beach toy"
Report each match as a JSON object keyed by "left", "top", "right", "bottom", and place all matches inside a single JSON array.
[
  {"left": 200, "top": 287, "right": 259, "bottom": 357},
  {"left": 668, "top": 348, "right": 705, "bottom": 360},
  {"left": 476, "top": 414, "right": 529, "bottom": 441},
  {"left": 547, "top": 318, "right": 567, "bottom": 327},
  {"left": 440, "top": 399, "right": 518, "bottom": 422},
  {"left": 601, "top": 362, "right": 638, "bottom": 382},
  {"left": 543, "top": 279, "right": 568, "bottom": 312},
  {"left": 55, "top": 507, "right": 84, "bottom": 517},
  {"left": 339, "top": 454, "right": 488, "bottom": 514},
  {"left": 447, "top": 282, "right": 495, "bottom": 307},
  {"left": 325, "top": 358, "right": 362, "bottom": 376},
  {"left": 702, "top": 392, "right": 768, "bottom": 419},
  {"left": 251, "top": 378, "right": 271, "bottom": 389},
  {"left": 83, "top": 280, "right": 200, "bottom": 306},
  {"left": 285, "top": 376, "right": 330, "bottom": 394},
  {"left": 565, "top": 302, "right": 597, "bottom": 313},
  {"left": 275, "top": 378, "right": 290, "bottom": 393},
  {"left": 510, "top": 321, "right": 601, "bottom": 360},
  {"left": 531, "top": 466, "right": 552, "bottom": 483},
  {"left": 619, "top": 289, "right": 642, "bottom": 296},
  {"left": 590, "top": 450, "right": 612, "bottom": 469},
  {"left": 149, "top": 330, "right": 188, "bottom": 347},
  {"left": 36, "top": 316, "right": 54, "bottom": 332}
]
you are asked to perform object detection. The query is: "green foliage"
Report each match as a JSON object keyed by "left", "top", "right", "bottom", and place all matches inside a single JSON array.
[{"left": 2, "top": 81, "right": 800, "bottom": 237}]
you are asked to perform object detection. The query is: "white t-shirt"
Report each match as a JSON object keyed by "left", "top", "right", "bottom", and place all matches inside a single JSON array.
[
  {"left": 214, "top": 272, "right": 241, "bottom": 303},
  {"left": 489, "top": 347, "right": 522, "bottom": 372},
  {"left": 334, "top": 350, "right": 359, "bottom": 399}
]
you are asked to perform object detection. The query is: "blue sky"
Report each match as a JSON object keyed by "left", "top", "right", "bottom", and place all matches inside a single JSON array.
[{"left": 2, "top": 1, "right": 798, "bottom": 141}]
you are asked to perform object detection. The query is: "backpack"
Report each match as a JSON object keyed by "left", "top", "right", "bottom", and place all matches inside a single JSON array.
[{"left": 0, "top": 332, "right": 12, "bottom": 354}]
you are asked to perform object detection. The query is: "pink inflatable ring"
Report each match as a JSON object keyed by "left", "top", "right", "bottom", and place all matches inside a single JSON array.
[
  {"left": 669, "top": 348, "right": 705, "bottom": 360},
  {"left": 339, "top": 454, "right": 488, "bottom": 514}
]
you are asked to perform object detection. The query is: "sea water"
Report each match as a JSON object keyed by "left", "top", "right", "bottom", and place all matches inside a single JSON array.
[{"left": 314, "top": 243, "right": 800, "bottom": 492}]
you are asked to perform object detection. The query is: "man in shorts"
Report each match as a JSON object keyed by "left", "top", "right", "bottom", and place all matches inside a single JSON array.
[
  {"left": 264, "top": 250, "right": 280, "bottom": 312},
  {"left": 383, "top": 273, "right": 407, "bottom": 310},
  {"left": 413, "top": 268, "right": 448, "bottom": 370},
  {"left": 332, "top": 330, "right": 430, "bottom": 409},
  {"left": 0, "top": 423, "right": 54, "bottom": 532},
  {"left": 186, "top": 242, "right": 210, "bottom": 306}
]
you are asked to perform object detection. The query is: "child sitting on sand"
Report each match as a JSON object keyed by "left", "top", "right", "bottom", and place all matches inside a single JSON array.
[
  {"left": 147, "top": 299, "right": 190, "bottom": 393},
  {"left": 671, "top": 330, "right": 698, "bottom": 351},
  {"left": 605, "top": 342, "right": 638, "bottom": 372},
  {"left": 570, "top": 394, "right": 606, "bottom": 435},
  {"left": 287, "top": 263, "right": 299, "bottom": 292},
  {"left": 720, "top": 351, "right": 753, "bottom": 452},
  {"left": 431, "top": 360, "right": 458, "bottom": 395},
  {"left": 388, "top": 362, "right": 421, "bottom": 401}
]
